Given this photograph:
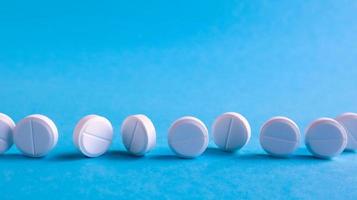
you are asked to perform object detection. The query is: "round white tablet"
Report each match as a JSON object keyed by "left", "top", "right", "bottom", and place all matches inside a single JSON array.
[
  {"left": 260, "top": 116, "right": 300, "bottom": 157},
  {"left": 168, "top": 116, "right": 208, "bottom": 158},
  {"left": 73, "top": 115, "right": 113, "bottom": 158},
  {"left": 305, "top": 118, "right": 347, "bottom": 159},
  {"left": 212, "top": 112, "right": 251, "bottom": 151},
  {"left": 14, "top": 114, "right": 58, "bottom": 157},
  {"left": 0, "top": 113, "right": 16, "bottom": 154},
  {"left": 336, "top": 112, "right": 357, "bottom": 151},
  {"left": 121, "top": 114, "right": 156, "bottom": 156}
]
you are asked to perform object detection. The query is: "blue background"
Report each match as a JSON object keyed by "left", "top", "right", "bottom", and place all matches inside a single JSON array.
[{"left": 1, "top": 0, "right": 357, "bottom": 199}]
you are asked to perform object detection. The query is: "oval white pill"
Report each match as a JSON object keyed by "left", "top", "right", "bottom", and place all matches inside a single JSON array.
[
  {"left": 336, "top": 112, "right": 357, "bottom": 151},
  {"left": 121, "top": 114, "right": 156, "bottom": 156},
  {"left": 305, "top": 118, "right": 347, "bottom": 159},
  {"left": 212, "top": 112, "right": 251, "bottom": 151},
  {"left": 0, "top": 113, "right": 16, "bottom": 154},
  {"left": 260, "top": 116, "right": 300, "bottom": 157},
  {"left": 168, "top": 116, "right": 208, "bottom": 158},
  {"left": 14, "top": 114, "right": 58, "bottom": 157},
  {"left": 73, "top": 115, "right": 113, "bottom": 157}
]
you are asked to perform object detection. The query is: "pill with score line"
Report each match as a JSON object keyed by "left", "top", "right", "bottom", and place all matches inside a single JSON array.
[
  {"left": 14, "top": 114, "right": 58, "bottom": 157},
  {"left": 305, "top": 118, "right": 347, "bottom": 159},
  {"left": 121, "top": 114, "right": 156, "bottom": 156},
  {"left": 212, "top": 112, "right": 251, "bottom": 152},
  {"left": 0, "top": 113, "right": 16, "bottom": 154},
  {"left": 336, "top": 112, "right": 357, "bottom": 151},
  {"left": 73, "top": 115, "right": 113, "bottom": 157},
  {"left": 168, "top": 116, "right": 208, "bottom": 158},
  {"left": 260, "top": 116, "right": 300, "bottom": 157}
]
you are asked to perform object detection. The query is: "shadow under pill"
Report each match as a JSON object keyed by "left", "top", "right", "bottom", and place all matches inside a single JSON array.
[
  {"left": 51, "top": 152, "right": 87, "bottom": 161},
  {"left": 104, "top": 150, "right": 144, "bottom": 161},
  {"left": 293, "top": 154, "right": 321, "bottom": 161},
  {"left": 0, "top": 153, "right": 37, "bottom": 160},
  {"left": 343, "top": 149, "right": 356, "bottom": 154},
  {"left": 236, "top": 153, "right": 271, "bottom": 160},
  {"left": 235, "top": 153, "right": 327, "bottom": 162},
  {"left": 204, "top": 147, "right": 236, "bottom": 157},
  {"left": 149, "top": 154, "right": 183, "bottom": 160}
]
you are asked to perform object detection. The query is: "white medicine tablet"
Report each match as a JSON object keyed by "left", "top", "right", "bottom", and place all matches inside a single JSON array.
[
  {"left": 121, "top": 114, "right": 156, "bottom": 156},
  {"left": 168, "top": 116, "right": 208, "bottom": 158},
  {"left": 14, "top": 114, "right": 58, "bottom": 157},
  {"left": 212, "top": 112, "right": 251, "bottom": 151},
  {"left": 0, "top": 113, "right": 16, "bottom": 154},
  {"left": 305, "top": 118, "right": 347, "bottom": 159},
  {"left": 73, "top": 115, "right": 113, "bottom": 158},
  {"left": 260, "top": 116, "right": 300, "bottom": 157},
  {"left": 336, "top": 112, "right": 357, "bottom": 151}
]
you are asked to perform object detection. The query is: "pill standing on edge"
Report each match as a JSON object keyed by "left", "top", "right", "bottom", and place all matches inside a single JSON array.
[
  {"left": 0, "top": 113, "right": 16, "bottom": 154},
  {"left": 73, "top": 115, "right": 113, "bottom": 158},
  {"left": 335, "top": 112, "right": 357, "bottom": 151},
  {"left": 260, "top": 116, "right": 300, "bottom": 157},
  {"left": 212, "top": 112, "right": 251, "bottom": 152},
  {"left": 305, "top": 118, "right": 347, "bottom": 159},
  {"left": 168, "top": 116, "right": 208, "bottom": 158},
  {"left": 14, "top": 114, "right": 58, "bottom": 157},
  {"left": 121, "top": 114, "right": 156, "bottom": 156}
]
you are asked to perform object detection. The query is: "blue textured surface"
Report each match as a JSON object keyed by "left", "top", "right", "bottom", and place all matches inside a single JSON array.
[{"left": 1, "top": 1, "right": 357, "bottom": 199}]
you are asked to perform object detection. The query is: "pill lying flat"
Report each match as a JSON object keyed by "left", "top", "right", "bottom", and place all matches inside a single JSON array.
[
  {"left": 335, "top": 112, "right": 357, "bottom": 151},
  {"left": 305, "top": 118, "right": 347, "bottom": 159},
  {"left": 121, "top": 114, "right": 156, "bottom": 156},
  {"left": 168, "top": 116, "right": 208, "bottom": 158},
  {"left": 212, "top": 112, "right": 251, "bottom": 151},
  {"left": 0, "top": 113, "right": 16, "bottom": 154},
  {"left": 260, "top": 116, "right": 300, "bottom": 157},
  {"left": 14, "top": 114, "right": 58, "bottom": 157},
  {"left": 73, "top": 115, "right": 113, "bottom": 157}
]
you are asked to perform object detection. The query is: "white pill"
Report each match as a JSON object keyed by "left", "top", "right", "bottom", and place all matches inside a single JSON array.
[
  {"left": 168, "top": 116, "right": 208, "bottom": 158},
  {"left": 305, "top": 118, "right": 347, "bottom": 159},
  {"left": 73, "top": 115, "right": 113, "bottom": 158},
  {"left": 336, "top": 112, "right": 357, "bottom": 151},
  {"left": 260, "top": 116, "right": 300, "bottom": 157},
  {"left": 0, "top": 113, "right": 16, "bottom": 154},
  {"left": 121, "top": 114, "right": 156, "bottom": 156},
  {"left": 14, "top": 114, "right": 58, "bottom": 157},
  {"left": 212, "top": 112, "right": 251, "bottom": 151}
]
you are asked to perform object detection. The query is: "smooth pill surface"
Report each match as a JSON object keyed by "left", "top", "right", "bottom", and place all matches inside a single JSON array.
[
  {"left": 0, "top": 113, "right": 16, "bottom": 154},
  {"left": 212, "top": 112, "right": 251, "bottom": 151},
  {"left": 260, "top": 117, "right": 300, "bottom": 157},
  {"left": 305, "top": 118, "right": 347, "bottom": 159},
  {"left": 121, "top": 114, "right": 156, "bottom": 156},
  {"left": 14, "top": 114, "right": 58, "bottom": 157},
  {"left": 73, "top": 115, "right": 113, "bottom": 157},
  {"left": 336, "top": 112, "right": 357, "bottom": 151},
  {"left": 168, "top": 116, "right": 208, "bottom": 158}
]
